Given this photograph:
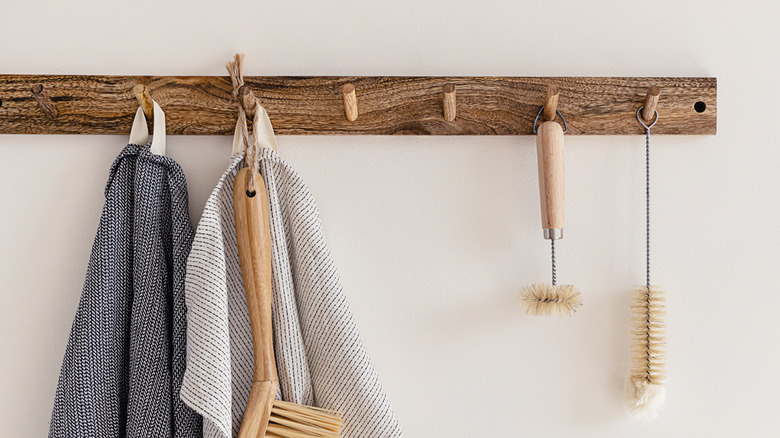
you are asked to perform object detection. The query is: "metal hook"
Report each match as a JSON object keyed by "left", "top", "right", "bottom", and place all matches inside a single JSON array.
[
  {"left": 637, "top": 106, "right": 658, "bottom": 130},
  {"left": 533, "top": 107, "right": 568, "bottom": 134}
]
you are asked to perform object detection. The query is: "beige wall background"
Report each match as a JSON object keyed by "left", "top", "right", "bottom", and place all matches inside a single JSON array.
[{"left": 2, "top": 0, "right": 778, "bottom": 436}]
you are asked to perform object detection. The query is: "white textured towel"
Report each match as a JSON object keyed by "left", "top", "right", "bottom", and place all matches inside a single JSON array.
[{"left": 180, "top": 148, "right": 403, "bottom": 438}]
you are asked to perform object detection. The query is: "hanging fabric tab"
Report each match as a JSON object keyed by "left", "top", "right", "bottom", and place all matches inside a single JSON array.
[{"left": 128, "top": 100, "right": 166, "bottom": 156}]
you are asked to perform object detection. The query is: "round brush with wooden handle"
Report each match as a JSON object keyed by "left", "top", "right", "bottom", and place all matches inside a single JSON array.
[
  {"left": 520, "top": 85, "right": 582, "bottom": 316},
  {"left": 234, "top": 167, "right": 343, "bottom": 438}
]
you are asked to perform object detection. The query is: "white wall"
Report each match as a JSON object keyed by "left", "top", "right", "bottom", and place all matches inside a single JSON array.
[{"left": 1, "top": 1, "right": 778, "bottom": 436}]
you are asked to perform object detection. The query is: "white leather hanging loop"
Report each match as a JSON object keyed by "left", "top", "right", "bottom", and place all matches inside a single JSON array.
[
  {"left": 128, "top": 107, "right": 149, "bottom": 146},
  {"left": 231, "top": 104, "right": 278, "bottom": 156},
  {"left": 254, "top": 105, "right": 277, "bottom": 152},
  {"left": 128, "top": 101, "right": 166, "bottom": 156},
  {"left": 149, "top": 101, "right": 166, "bottom": 156},
  {"left": 231, "top": 119, "right": 243, "bottom": 156}
]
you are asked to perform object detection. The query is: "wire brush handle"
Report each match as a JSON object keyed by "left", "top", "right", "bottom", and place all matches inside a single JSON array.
[
  {"left": 233, "top": 167, "right": 278, "bottom": 438},
  {"left": 535, "top": 120, "right": 565, "bottom": 240}
]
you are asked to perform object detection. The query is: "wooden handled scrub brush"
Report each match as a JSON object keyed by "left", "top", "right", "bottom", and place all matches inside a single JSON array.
[
  {"left": 625, "top": 87, "right": 666, "bottom": 420},
  {"left": 234, "top": 166, "right": 344, "bottom": 437},
  {"left": 520, "top": 86, "right": 582, "bottom": 316},
  {"left": 227, "top": 51, "right": 343, "bottom": 437}
]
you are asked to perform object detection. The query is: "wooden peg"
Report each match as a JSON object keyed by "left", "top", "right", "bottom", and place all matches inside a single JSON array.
[
  {"left": 342, "top": 83, "right": 358, "bottom": 121},
  {"left": 443, "top": 83, "right": 456, "bottom": 122},
  {"left": 543, "top": 85, "right": 559, "bottom": 122},
  {"left": 31, "top": 84, "right": 57, "bottom": 119},
  {"left": 238, "top": 84, "right": 258, "bottom": 117},
  {"left": 642, "top": 86, "right": 660, "bottom": 123},
  {"left": 133, "top": 84, "right": 153, "bottom": 119}
]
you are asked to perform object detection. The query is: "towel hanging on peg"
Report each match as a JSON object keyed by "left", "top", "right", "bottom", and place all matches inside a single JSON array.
[
  {"left": 48, "top": 106, "right": 201, "bottom": 437},
  {"left": 180, "top": 97, "right": 403, "bottom": 438}
]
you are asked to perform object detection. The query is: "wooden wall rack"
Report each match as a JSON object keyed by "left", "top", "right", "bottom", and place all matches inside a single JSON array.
[{"left": 0, "top": 75, "right": 716, "bottom": 136}]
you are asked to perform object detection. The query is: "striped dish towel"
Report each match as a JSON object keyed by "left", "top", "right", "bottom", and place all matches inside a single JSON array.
[{"left": 180, "top": 148, "right": 403, "bottom": 438}]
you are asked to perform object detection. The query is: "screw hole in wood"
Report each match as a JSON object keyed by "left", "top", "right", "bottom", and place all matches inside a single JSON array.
[
  {"left": 694, "top": 101, "right": 706, "bottom": 113},
  {"left": 246, "top": 190, "right": 256, "bottom": 198}
]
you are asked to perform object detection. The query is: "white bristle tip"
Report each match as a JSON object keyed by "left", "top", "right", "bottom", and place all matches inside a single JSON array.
[{"left": 625, "top": 377, "right": 665, "bottom": 420}]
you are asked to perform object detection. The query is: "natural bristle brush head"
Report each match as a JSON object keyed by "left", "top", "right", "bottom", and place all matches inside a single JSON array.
[
  {"left": 625, "top": 285, "right": 666, "bottom": 420},
  {"left": 519, "top": 283, "right": 582, "bottom": 316},
  {"left": 526, "top": 100, "right": 581, "bottom": 318},
  {"left": 266, "top": 400, "right": 344, "bottom": 437}
]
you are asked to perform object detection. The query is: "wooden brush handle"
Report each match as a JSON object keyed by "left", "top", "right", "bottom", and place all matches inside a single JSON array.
[
  {"left": 233, "top": 167, "right": 278, "bottom": 438},
  {"left": 535, "top": 120, "right": 565, "bottom": 238}
]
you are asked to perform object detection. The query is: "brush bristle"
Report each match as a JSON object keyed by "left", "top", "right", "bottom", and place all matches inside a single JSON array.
[
  {"left": 626, "top": 285, "right": 666, "bottom": 420},
  {"left": 265, "top": 400, "right": 343, "bottom": 438},
  {"left": 519, "top": 283, "right": 582, "bottom": 316},
  {"left": 625, "top": 378, "right": 666, "bottom": 420}
]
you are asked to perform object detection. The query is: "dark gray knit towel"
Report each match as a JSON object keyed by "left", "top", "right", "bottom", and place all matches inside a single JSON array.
[{"left": 49, "top": 144, "right": 202, "bottom": 438}]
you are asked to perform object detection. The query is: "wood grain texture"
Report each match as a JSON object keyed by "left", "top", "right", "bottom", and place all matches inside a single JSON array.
[
  {"left": 342, "top": 83, "right": 358, "bottom": 121},
  {"left": 133, "top": 84, "right": 153, "bottom": 119},
  {"left": 536, "top": 121, "right": 565, "bottom": 232},
  {"left": 0, "top": 75, "right": 716, "bottom": 135},
  {"left": 31, "top": 84, "right": 58, "bottom": 119},
  {"left": 543, "top": 84, "right": 559, "bottom": 122},
  {"left": 642, "top": 85, "right": 660, "bottom": 124},
  {"left": 442, "top": 83, "right": 456, "bottom": 122},
  {"left": 233, "top": 168, "right": 277, "bottom": 438}
]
